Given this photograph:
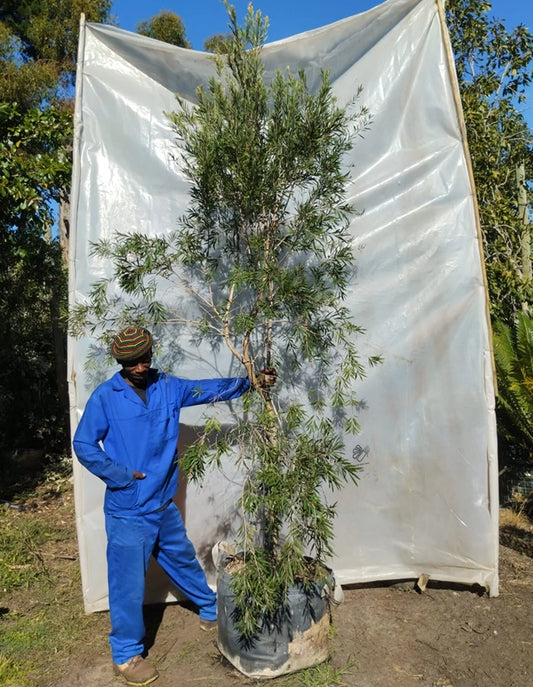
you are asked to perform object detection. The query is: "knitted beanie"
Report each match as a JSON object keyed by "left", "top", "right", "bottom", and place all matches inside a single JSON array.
[{"left": 111, "top": 326, "right": 153, "bottom": 362}]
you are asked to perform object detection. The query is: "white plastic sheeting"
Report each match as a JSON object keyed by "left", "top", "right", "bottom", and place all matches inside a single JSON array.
[{"left": 69, "top": 0, "right": 498, "bottom": 613}]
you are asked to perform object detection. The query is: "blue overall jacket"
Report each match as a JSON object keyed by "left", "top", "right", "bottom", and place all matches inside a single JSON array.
[{"left": 73, "top": 370, "right": 250, "bottom": 515}]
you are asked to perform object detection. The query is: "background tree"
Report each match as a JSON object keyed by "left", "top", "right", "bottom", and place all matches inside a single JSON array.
[
  {"left": 446, "top": 0, "right": 533, "bottom": 325},
  {"left": 0, "top": 22, "right": 57, "bottom": 107},
  {"left": 136, "top": 11, "right": 191, "bottom": 48},
  {"left": 0, "top": 102, "right": 72, "bottom": 457},
  {"left": 446, "top": 0, "right": 533, "bottom": 490},
  {"left": 203, "top": 32, "right": 233, "bottom": 53},
  {"left": 0, "top": 0, "right": 111, "bottom": 464},
  {"left": 1, "top": 0, "right": 111, "bottom": 89}
]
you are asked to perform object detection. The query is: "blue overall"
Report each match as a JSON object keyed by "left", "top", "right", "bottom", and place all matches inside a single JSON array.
[{"left": 73, "top": 370, "right": 250, "bottom": 664}]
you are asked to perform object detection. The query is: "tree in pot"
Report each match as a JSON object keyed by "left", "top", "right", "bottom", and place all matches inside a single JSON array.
[{"left": 71, "top": 1, "right": 377, "bottom": 677}]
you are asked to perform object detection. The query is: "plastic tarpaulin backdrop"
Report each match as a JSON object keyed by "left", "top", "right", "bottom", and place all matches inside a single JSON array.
[{"left": 70, "top": 0, "right": 498, "bottom": 612}]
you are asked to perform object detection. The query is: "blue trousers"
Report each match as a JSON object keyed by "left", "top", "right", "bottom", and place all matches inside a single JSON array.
[{"left": 105, "top": 502, "right": 216, "bottom": 664}]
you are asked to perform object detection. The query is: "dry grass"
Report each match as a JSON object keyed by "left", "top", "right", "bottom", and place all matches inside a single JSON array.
[{"left": 500, "top": 506, "right": 532, "bottom": 531}]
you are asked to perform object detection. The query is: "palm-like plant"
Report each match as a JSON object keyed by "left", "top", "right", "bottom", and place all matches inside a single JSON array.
[{"left": 493, "top": 311, "right": 533, "bottom": 452}]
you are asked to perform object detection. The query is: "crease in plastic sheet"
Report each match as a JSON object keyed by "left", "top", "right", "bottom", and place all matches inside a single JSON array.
[{"left": 69, "top": 0, "right": 499, "bottom": 612}]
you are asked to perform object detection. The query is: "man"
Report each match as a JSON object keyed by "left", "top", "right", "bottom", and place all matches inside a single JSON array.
[{"left": 73, "top": 326, "right": 269, "bottom": 685}]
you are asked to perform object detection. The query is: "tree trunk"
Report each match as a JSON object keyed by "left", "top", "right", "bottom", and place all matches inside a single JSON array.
[
  {"left": 52, "top": 195, "right": 70, "bottom": 445},
  {"left": 59, "top": 196, "right": 70, "bottom": 266},
  {"left": 517, "top": 163, "right": 531, "bottom": 293}
]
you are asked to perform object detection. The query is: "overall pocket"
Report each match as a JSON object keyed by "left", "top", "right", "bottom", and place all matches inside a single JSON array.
[{"left": 107, "top": 479, "right": 140, "bottom": 510}]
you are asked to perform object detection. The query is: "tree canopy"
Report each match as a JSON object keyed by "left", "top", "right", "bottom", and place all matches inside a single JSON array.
[
  {"left": 446, "top": 0, "right": 533, "bottom": 324},
  {"left": 203, "top": 32, "right": 233, "bottom": 53},
  {"left": 1, "top": 0, "right": 111, "bottom": 90},
  {"left": 0, "top": 0, "right": 111, "bottom": 458},
  {"left": 136, "top": 11, "right": 191, "bottom": 48}
]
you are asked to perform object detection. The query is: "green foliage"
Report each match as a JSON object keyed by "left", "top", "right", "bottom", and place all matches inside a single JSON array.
[
  {"left": 446, "top": 0, "right": 533, "bottom": 324},
  {"left": 0, "top": 102, "right": 71, "bottom": 456},
  {"left": 0, "top": 234, "right": 69, "bottom": 456},
  {"left": 493, "top": 312, "right": 533, "bottom": 451},
  {"left": 0, "top": 0, "right": 108, "bottom": 456},
  {"left": 73, "top": 2, "right": 374, "bottom": 640},
  {"left": 0, "top": 507, "right": 63, "bottom": 590},
  {"left": 0, "top": 102, "right": 72, "bottom": 229},
  {"left": 136, "top": 11, "right": 191, "bottom": 48},
  {"left": 279, "top": 657, "right": 355, "bottom": 687},
  {"left": 0, "top": 486, "right": 103, "bottom": 687},
  {"left": 0, "top": 22, "right": 58, "bottom": 108},
  {"left": 1, "top": 0, "right": 112, "bottom": 87},
  {"left": 0, "top": 654, "right": 27, "bottom": 686},
  {"left": 203, "top": 32, "right": 234, "bottom": 54}
]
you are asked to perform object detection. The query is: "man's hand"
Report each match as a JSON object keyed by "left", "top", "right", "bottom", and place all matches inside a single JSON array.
[
  {"left": 132, "top": 470, "right": 146, "bottom": 480},
  {"left": 257, "top": 368, "right": 277, "bottom": 389}
]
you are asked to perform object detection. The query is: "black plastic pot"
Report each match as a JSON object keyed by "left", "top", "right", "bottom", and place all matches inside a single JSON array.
[{"left": 216, "top": 565, "right": 332, "bottom": 678}]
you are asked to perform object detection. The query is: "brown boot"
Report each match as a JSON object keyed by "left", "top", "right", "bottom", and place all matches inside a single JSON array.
[
  {"left": 199, "top": 618, "right": 217, "bottom": 632},
  {"left": 113, "top": 655, "right": 159, "bottom": 685}
]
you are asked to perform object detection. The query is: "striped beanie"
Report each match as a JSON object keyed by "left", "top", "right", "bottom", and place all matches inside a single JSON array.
[{"left": 111, "top": 326, "right": 153, "bottom": 362}]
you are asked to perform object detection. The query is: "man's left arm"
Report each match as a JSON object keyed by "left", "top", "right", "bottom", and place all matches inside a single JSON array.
[{"left": 180, "top": 376, "right": 251, "bottom": 407}]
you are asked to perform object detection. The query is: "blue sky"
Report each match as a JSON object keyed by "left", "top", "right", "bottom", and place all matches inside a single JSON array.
[{"left": 108, "top": 0, "right": 531, "bottom": 126}]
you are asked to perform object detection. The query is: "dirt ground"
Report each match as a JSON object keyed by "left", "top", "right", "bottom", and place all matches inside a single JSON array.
[
  {"left": 61, "top": 547, "right": 533, "bottom": 687},
  {"left": 5, "top": 487, "right": 533, "bottom": 687}
]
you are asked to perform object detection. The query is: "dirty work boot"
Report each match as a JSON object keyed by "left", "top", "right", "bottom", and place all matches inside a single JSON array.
[
  {"left": 199, "top": 618, "right": 217, "bottom": 631},
  {"left": 113, "top": 655, "right": 159, "bottom": 685}
]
